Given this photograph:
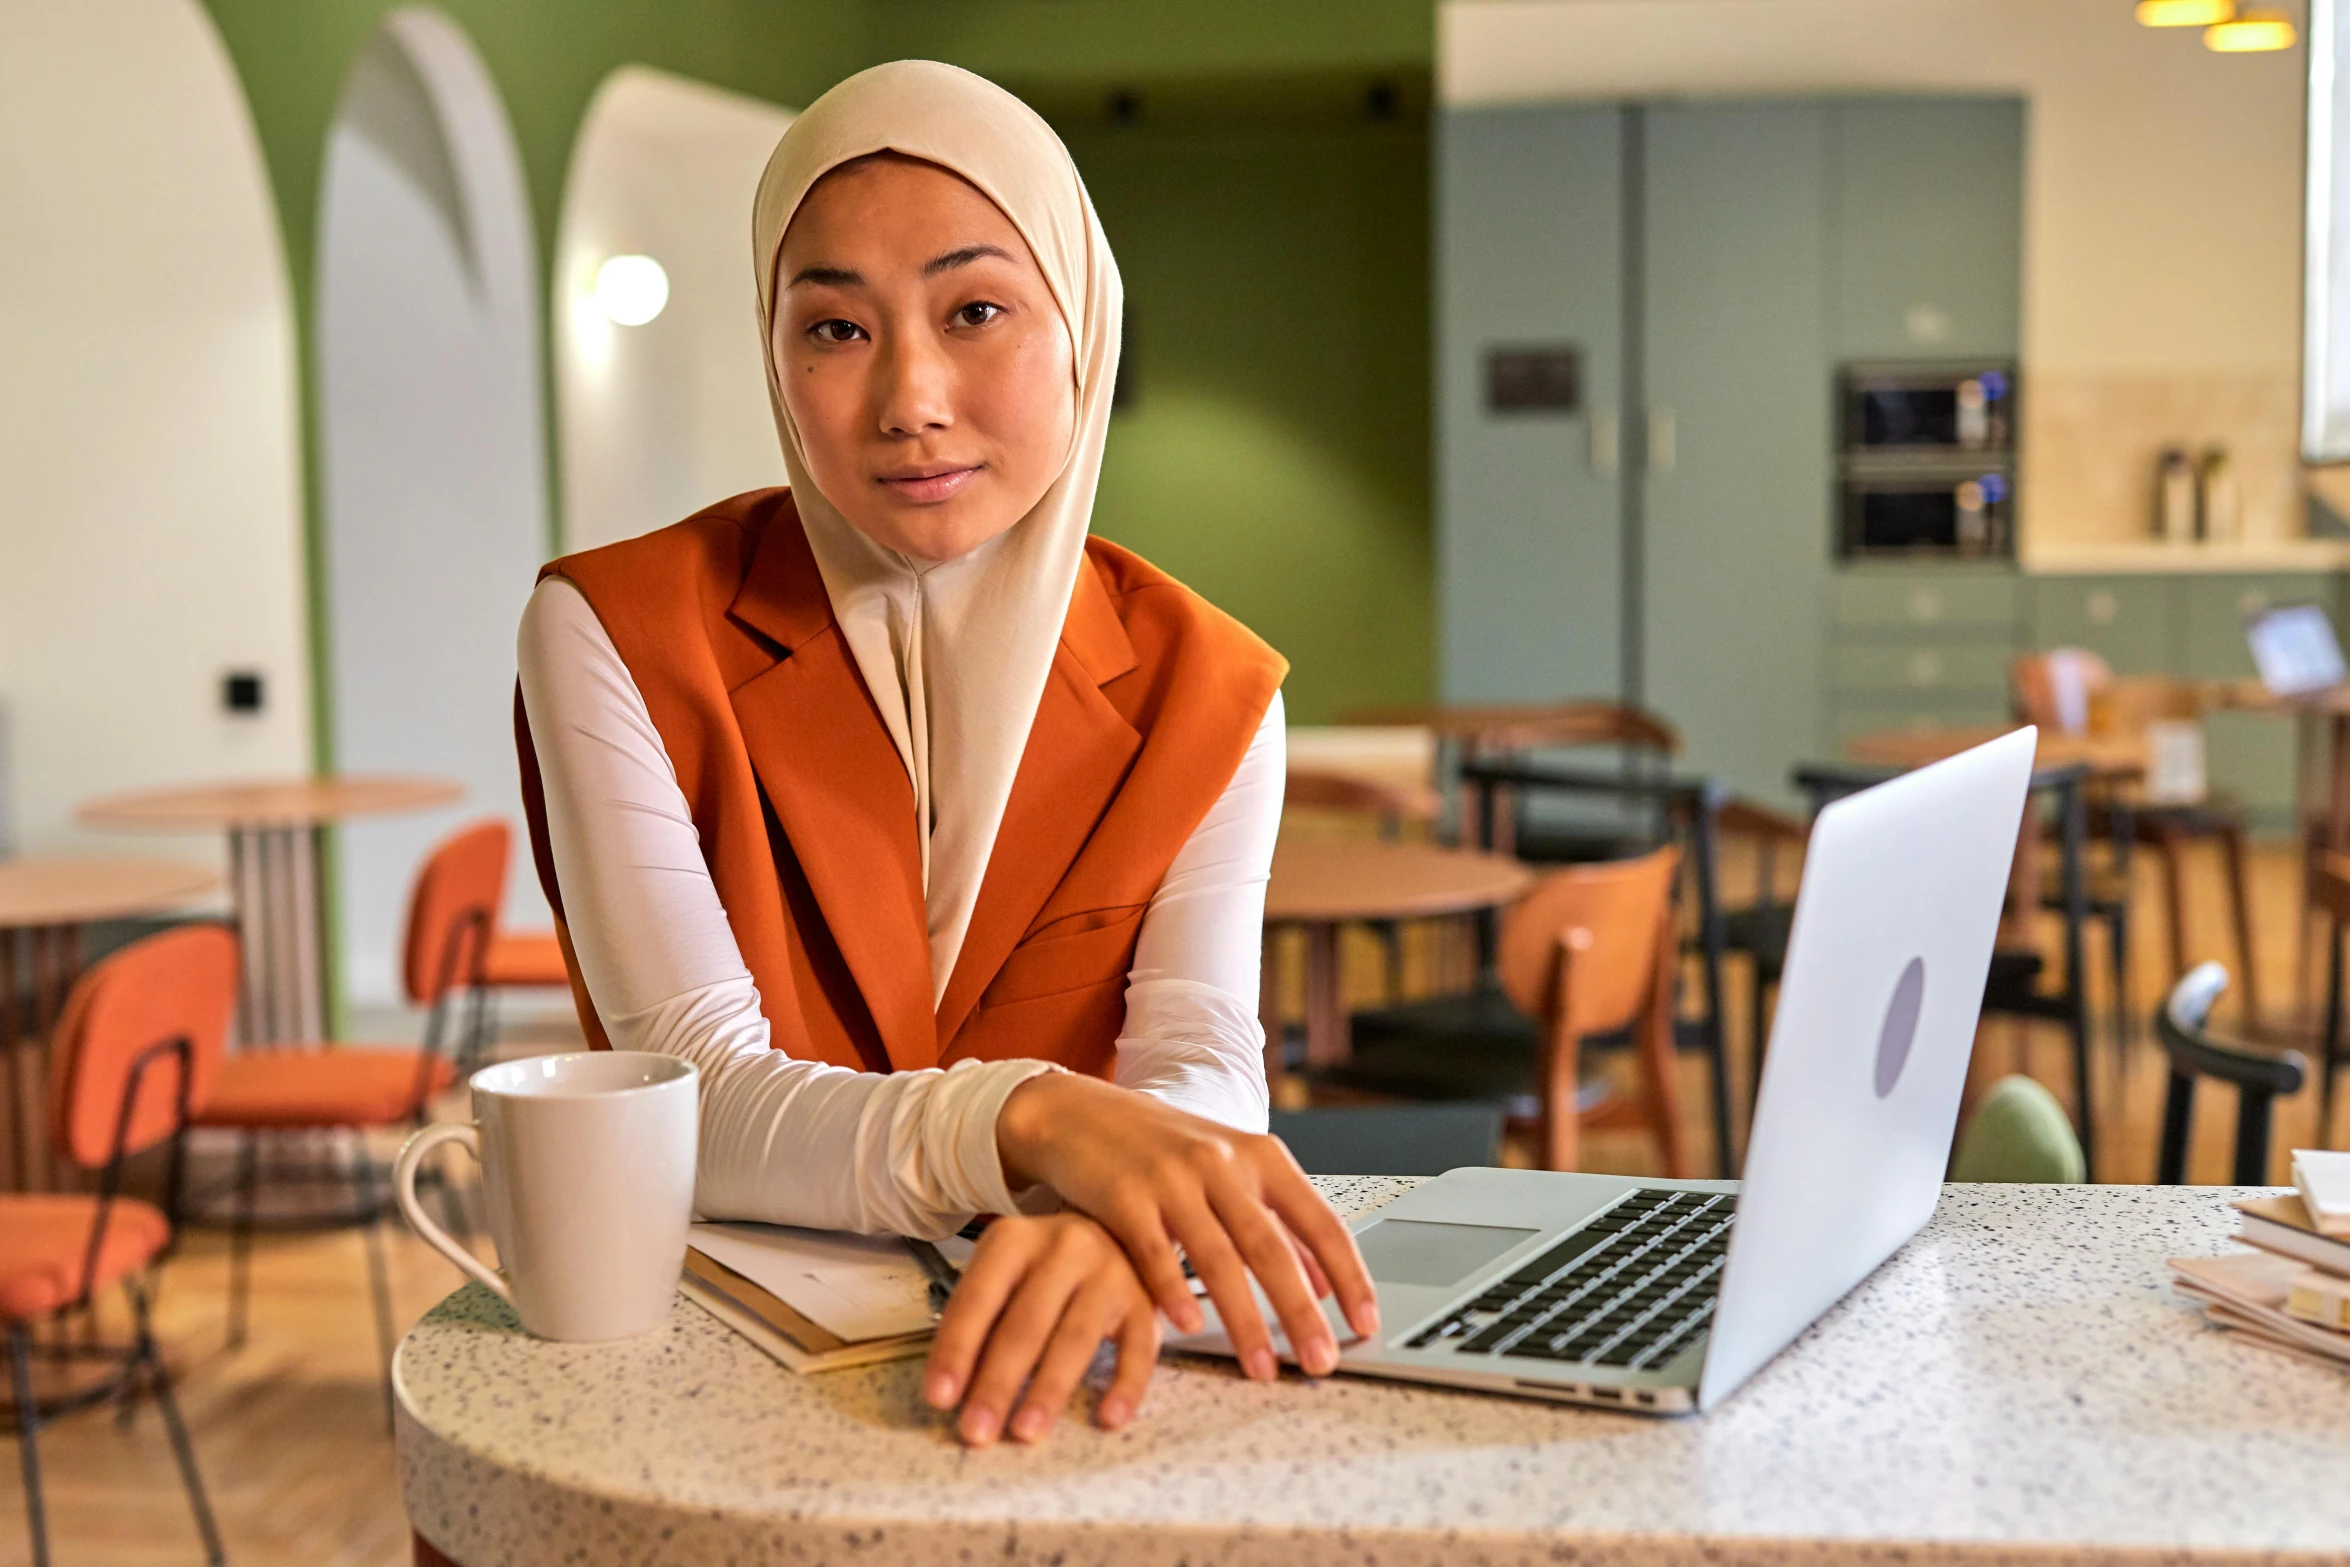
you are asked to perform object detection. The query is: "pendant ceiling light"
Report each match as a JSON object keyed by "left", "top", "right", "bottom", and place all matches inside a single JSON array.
[
  {"left": 2136, "top": 0, "right": 2234, "bottom": 24},
  {"left": 2205, "top": 6, "right": 2298, "bottom": 48}
]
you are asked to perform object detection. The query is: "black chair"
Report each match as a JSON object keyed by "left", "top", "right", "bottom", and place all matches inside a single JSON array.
[
  {"left": 2155, "top": 963, "right": 2305, "bottom": 1185},
  {"left": 1795, "top": 760, "right": 2100, "bottom": 1176},
  {"left": 1269, "top": 1106, "right": 1505, "bottom": 1177}
]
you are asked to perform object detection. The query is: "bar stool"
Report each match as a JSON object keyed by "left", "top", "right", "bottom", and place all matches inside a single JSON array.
[
  {"left": 2155, "top": 963, "right": 2305, "bottom": 1185},
  {"left": 4, "top": 924, "right": 236, "bottom": 1567}
]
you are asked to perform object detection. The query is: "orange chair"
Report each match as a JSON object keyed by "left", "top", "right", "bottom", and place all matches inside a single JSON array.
[
  {"left": 195, "top": 821, "right": 508, "bottom": 1388},
  {"left": 5, "top": 925, "right": 234, "bottom": 1567},
  {"left": 448, "top": 817, "right": 572, "bottom": 1048},
  {"left": 1338, "top": 846, "right": 1690, "bottom": 1175}
]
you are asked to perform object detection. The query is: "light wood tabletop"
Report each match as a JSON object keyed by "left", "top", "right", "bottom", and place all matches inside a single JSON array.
[
  {"left": 1266, "top": 838, "right": 1533, "bottom": 924},
  {"left": 0, "top": 856, "right": 221, "bottom": 929},
  {"left": 78, "top": 774, "right": 463, "bottom": 830},
  {"left": 1264, "top": 839, "right": 1532, "bottom": 1071},
  {"left": 1842, "top": 722, "right": 2146, "bottom": 777}
]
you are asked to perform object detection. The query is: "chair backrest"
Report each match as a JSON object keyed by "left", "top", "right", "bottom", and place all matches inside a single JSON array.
[
  {"left": 402, "top": 818, "right": 511, "bottom": 1006},
  {"left": 1468, "top": 701, "right": 1680, "bottom": 759},
  {"left": 2311, "top": 848, "right": 2350, "bottom": 925},
  {"left": 2154, "top": 962, "right": 2306, "bottom": 1184},
  {"left": 46, "top": 923, "right": 237, "bottom": 1172},
  {"left": 1948, "top": 1074, "right": 2087, "bottom": 1183},
  {"left": 2011, "top": 647, "right": 2113, "bottom": 736},
  {"left": 1284, "top": 767, "right": 1441, "bottom": 834},
  {"left": 1497, "top": 845, "right": 1680, "bottom": 1039}
]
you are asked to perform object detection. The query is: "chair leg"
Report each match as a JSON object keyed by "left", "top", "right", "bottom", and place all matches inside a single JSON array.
[
  {"left": 2109, "top": 901, "right": 2134, "bottom": 1068},
  {"left": 2158, "top": 840, "right": 2190, "bottom": 985},
  {"left": 2325, "top": 921, "right": 2345, "bottom": 1150},
  {"left": 227, "top": 1132, "right": 257, "bottom": 1350},
  {"left": 9, "top": 1324, "right": 48, "bottom": 1567},
  {"left": 129, "top": 1281, "right": 226, "bottom": 1566},
  {"left": 359, "top": 1150, "right": 399, "bottom": 1433},
  {"left": 2220, "top": 824, "right": 2261, "bottom": 1025}
]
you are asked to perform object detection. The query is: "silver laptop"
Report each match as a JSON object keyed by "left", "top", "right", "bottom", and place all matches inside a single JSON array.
[{"left": 1177, "top": 727, "right": 2036, "bottom": 1413}]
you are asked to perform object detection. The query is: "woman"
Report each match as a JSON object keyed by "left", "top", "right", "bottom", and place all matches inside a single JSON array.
[{"left": 515, "top": 60, "right": 1376, "bottom": 1449}]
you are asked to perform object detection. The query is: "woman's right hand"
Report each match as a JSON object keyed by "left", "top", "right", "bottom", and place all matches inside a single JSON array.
[{"left": 993, "top": 1072, "right": 1378, "bottom": 1384}]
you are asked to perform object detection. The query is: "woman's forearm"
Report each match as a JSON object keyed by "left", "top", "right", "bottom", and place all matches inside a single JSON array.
[{"left": 518, "top": 577, "right": 1049, "bottom": 1235}]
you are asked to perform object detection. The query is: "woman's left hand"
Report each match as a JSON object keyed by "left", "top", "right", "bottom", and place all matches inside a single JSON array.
[
  {"left": 993, "top": 1072, "right": 1379, "bottom": 1386},
  {"left": 921, "top": 1211, "right": 1161, "bottom": 1446}
]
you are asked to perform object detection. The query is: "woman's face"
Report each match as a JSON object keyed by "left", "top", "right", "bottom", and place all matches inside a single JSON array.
[{"left": 772, "top": 155, "right": 1076, "bottom": 563}]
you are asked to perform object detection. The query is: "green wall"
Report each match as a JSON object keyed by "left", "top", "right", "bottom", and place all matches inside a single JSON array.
[
  {"left": 197, "top": 0, "right": 1436, "bottom": 731},
  {"left": 1057, "top": 107, "right": 1434, "bottom": 721}
]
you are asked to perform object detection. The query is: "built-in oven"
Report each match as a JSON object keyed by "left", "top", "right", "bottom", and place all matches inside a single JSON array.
[
  {"left": 1839, "top": 362, "right": 2015, "bottom": 457},
  {"left": 1836, "top": 361, "right": 2018, "bottom": 560},
  {"left": 1839, "top": 466, "right": 2013, "bottom": 559}
]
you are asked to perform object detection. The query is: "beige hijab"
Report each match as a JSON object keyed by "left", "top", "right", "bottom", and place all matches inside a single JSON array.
[{"left": 752, "top": 61, "right": 1123, "bottom": 1005}]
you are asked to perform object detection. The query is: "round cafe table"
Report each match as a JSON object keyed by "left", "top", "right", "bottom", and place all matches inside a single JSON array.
[
  {"left": 1263, "top": 838, "right": 1533, "bottom": 1070},
  {"left": 0, "top": 856, "right": 220, "bottom": 1190},
  {"left": 79, "top": 776, "right": 461, "bottom": 1044}
]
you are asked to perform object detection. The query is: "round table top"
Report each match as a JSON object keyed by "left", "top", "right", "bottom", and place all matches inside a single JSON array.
[
  {"left": 1343, "top": 701, "right": 1665, "bottom": 744},
  {"left": 2204, "top": 677, "right": 2350, "bottom": 715},
  {"left": 1265, "top": 838, "right": 1533, "bottom": 924},
  {"left": 393, "top": 1182, "right": 2350, "bottom": 1567},
  {"left": 1842, "top": 723, "right": 2146, "bottom": 777},
  {"left": 0, "top": 857, "right": 221, "bottom": 929},
  {"left": 78, "top": 774, "right": 462, "bottom": 830}
]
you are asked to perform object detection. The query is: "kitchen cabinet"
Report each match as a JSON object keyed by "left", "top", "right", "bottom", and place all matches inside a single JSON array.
[
  {"left": 1438, "top": 94, "right": 2024, "bottom": 804},
  {"left": 2026, "top": 576, "right": 2175, "bottom": 675},
  {"left": 1642, "top": 102, "right": 1832, "bottom": 802},
  {"left": 2184, "top": 574, "right": 2332, "bottom": 829},
  {"left": 1826, "top": 99, "right": 2026, "bottom": 362},
  {"left": 1435, "top": 105, "right": 1623, "bottom": 704}
]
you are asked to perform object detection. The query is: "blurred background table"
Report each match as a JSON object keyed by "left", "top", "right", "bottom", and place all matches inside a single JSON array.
[
  {"left": 0, "top": 855, "right": 219, "bottom": 1190},
  {"left": 1264, "top": 839, "right": 1532, "bottom": 1071},
  {"left": 79, "top": 775, "right": 461, "bottom": 1044}
]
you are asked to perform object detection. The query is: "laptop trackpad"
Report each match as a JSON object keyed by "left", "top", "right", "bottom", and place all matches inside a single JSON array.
[{"left": 1356, "top": 1219, "right": 1539, "bottom": 1287}]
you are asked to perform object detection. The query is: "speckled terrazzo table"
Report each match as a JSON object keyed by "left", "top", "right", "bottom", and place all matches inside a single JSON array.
[{"left": 395, "top": 1179, "right": 2350, "bottom": 1566}]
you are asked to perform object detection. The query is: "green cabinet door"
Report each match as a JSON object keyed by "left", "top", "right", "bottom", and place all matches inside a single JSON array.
[
  {"left": 2184, "top": 575, "right": 2329, "bottom": 828},
  {"left": 2026, "top": 576, "right": 2177, "bottom": 675},
  {"left": 1436, "top": 105, "right": 1624, "bottom": 703},
  {"left": 1825, "top": 98, "right": 2025, "bottom": 361},
  {"left": 1641, "top": 101, "right": 1832, "bottom": 804}
]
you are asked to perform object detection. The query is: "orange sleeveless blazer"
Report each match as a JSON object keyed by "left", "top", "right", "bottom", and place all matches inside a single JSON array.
[{"left": 514, "top": 488, "right": 1286, "bottom": 1078}]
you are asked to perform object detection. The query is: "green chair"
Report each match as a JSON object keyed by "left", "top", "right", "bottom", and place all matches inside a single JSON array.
[{"left": 1949, "top": 1074, "right": 2087, "bottom": 1184}]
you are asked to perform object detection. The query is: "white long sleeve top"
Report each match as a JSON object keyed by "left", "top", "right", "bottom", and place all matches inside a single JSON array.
[{"left": 516, "top": 577, "right": 1280, "bottom": 1240}]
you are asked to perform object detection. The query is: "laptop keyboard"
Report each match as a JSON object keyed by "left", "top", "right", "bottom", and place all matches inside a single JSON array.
[{"left": 1402, "top": 1188, "right": 1735, "bottom": 1372}]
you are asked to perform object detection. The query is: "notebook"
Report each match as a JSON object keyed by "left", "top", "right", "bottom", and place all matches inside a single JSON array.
[
  {"left": 680, "top": 1222, "right": 973, "bottom": 1374},
  {"left": 2291, "top": 1149, "right": 2350, "bottom": 1238},
  {"left": 2230, "top": 1193, "right": 2350, "bottom": 1276},
  {"left": 2167, "top": 1252, "right": 2350, "bottom": 1369}
]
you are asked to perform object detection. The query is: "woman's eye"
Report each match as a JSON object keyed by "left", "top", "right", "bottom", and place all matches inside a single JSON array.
[
  {"left": 808, "top": 318, "right": 864, "bottom": 345},
  {"left": 954, "top": 302, "right": 1005, "bottom": 329}
]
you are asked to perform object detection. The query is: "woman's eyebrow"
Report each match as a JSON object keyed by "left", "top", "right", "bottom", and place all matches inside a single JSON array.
[
  {"left": 786, "top": 264, "right": 862, "bottom": 288},
  {"left": 923, "top": 244, "right": 1013, "bottom": 276}
]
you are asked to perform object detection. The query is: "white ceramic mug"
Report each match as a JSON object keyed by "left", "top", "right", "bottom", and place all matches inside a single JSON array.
[{"left": 394, "top": 1051, "right": 698, "bottom": 1341}]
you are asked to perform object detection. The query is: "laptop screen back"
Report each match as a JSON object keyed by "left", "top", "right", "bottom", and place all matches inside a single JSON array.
[{"left": 2247, "top": 604, "right": 2347, "bottom": 696}]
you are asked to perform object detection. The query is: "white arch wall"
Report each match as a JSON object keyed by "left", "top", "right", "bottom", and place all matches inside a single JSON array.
[
  {"left": 318, "top": 7, "right": 549, "bottom": 1004},
  {"left": 557, "top": 67, "right": 796, "bottom": 552},
  {"left": 0, "top": 0, "right": 308, "bottom": 858}
]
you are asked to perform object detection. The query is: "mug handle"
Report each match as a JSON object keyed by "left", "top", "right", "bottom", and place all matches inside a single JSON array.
[{"left": 393, "top": 1123, "right": 511, "bottom": 1305}]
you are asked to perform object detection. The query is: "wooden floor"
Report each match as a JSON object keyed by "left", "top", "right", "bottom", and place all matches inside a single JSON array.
[{"left": 5, "top": 840, "right": 2343, "bottom": 1565}]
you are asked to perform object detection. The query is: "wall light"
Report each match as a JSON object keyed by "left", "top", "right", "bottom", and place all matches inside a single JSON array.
[
  {"left": 2137, "top": 0, "right": 2234, "bottom": 24},
  {"left": 595, "top": 255, "right": 669, "bottom": 326},
  {"left": 2205, "top": 6, "right": 2297, "bottom": 48}
]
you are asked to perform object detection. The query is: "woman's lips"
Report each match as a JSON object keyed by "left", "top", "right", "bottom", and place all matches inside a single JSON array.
[{"left": 879, "top": 465, "right": 979, "bottom": 504}]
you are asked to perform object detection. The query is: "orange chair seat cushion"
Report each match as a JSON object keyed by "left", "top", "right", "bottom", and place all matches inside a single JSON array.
[
  {"left": 0, "top": 1194, "right": 172, "bottom": 1322},
  {"left": 480, "top": 929, "right": 568, "bottom": 989},
  {"left": 193, "top": 1048, "right": 453, "bottom": 1129}
]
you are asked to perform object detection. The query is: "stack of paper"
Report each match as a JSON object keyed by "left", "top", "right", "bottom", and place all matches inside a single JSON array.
[
  {"left": 2167, "top": 1157, "right": 2350, "bottom": 1372},
  {"left": 681, "top": 1222, "right": 973, "bottom": 1374}
]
